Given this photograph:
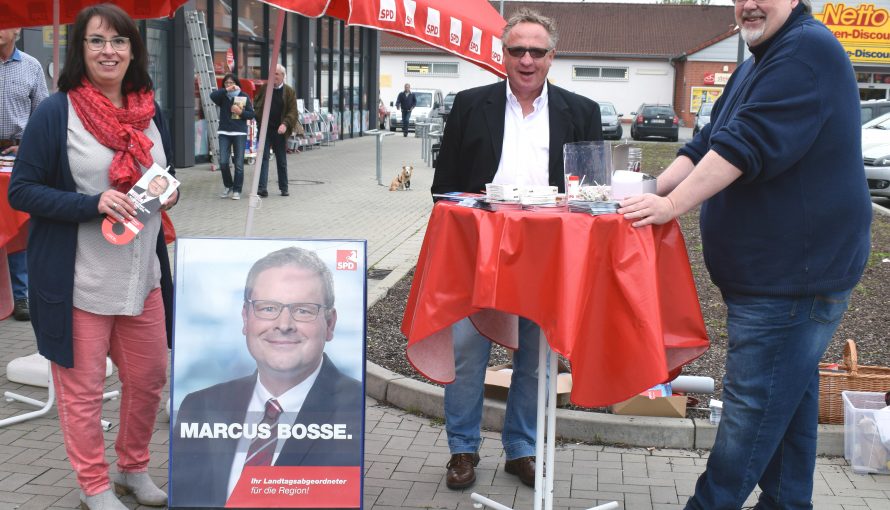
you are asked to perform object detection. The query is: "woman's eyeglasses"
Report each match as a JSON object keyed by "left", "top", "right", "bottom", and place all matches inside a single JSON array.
[
  {"left": 84, "top": 37, "right": 130, "bottom": 52},
  {"left": 505, "top": 46, "right": 551, "bottom": 59}
]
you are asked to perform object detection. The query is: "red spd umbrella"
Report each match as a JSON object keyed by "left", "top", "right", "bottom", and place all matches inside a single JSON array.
[
  {"left": 0, "top": 1, "right": 185, "bottom": 29},
  {"left": 263, "top": 0, "right": 506, "bottom": 78}
]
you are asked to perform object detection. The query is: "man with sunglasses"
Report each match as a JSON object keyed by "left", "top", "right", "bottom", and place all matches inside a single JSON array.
[
  {"left": 171, "top": 247, "right": 362, "bottom": 507},
  {"left": 431, "top": 7, "right": 602, "bottom": 491},
  {"left": 619, "top": 0, "right": 870, "bottom": 508}
]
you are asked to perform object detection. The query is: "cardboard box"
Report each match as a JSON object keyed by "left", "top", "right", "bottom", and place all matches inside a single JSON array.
[
  {"left": 610, "top": 395, "right": 687, "bottom": 418},
  {"left": 484, "top": 363, "right": 573, "bottom": 406}
]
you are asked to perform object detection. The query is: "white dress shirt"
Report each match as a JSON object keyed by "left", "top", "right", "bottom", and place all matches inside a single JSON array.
[
  {"left": 226, "top": 360, "right": 324, "bottom": 497},
  {"left": 492, "top": 81, "right": 550, "bottom": 187}
]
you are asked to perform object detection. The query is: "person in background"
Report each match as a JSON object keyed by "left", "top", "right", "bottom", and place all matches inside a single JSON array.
[
  {"left": 211, "top": 73, "right": 254, "bottom": 201},
  {"left": 8, "top": 4, "right": 179, "bottom": 509},
  {"left": 394, "top": 82, "right": 416, "bottom": 137},
  {"left": 254, "top": 64, "right": 298, "bottom": 197},
  {"left": 618, "top": 0, "right": 871, "bottom": 507},
  {"left": 431, "top": 7, "right": 602, "bottom": 490},
  {"left": 0, "top": 25, "right": 49, "bottom": 321}
]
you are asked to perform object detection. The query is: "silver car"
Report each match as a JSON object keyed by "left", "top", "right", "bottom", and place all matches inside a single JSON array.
[
  {"left": 864, "top": 144, "right": 890, "bottom": 198},
  {"left": 693, "top": 102, "right": 713, "bottom": 137},
  {"left": 598, "top": 101, "right": 623, "bottom": 140},
  {"left": 862, "top": 112, "right": 890, "bottom": 198}
]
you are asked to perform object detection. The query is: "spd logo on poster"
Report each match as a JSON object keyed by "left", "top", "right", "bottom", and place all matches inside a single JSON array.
[
  {"left": 449, "top": 17, "right": 462, "bottom": 46},
  {"left": 426, "top": 8, "right": 441, "bottom": 37},
  {"left": 469, "top": 26, "right": 482, "bottom": 55},
  {"left": 403, "top": 0, "right": 416, "bottom": 27},
  {"left": 378, "top": 0, "right": 396, "bottom": 22},
  {"left": 491, "top": 36, "right": 503, "bottom": 65},
  {"left": 337, "top": 250, "right": 359, "bottom": 271}
]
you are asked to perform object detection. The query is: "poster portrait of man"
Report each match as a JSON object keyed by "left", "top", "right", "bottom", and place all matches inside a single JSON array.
[{"left": 169, "top": 239, "right": 366, "bottom": 509}]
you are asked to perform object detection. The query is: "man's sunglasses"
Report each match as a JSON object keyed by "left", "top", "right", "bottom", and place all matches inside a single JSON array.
[{"left": 505, "top": 46, "right": 551, "bottom": 59}]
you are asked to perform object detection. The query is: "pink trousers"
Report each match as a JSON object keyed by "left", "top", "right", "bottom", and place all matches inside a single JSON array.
[{"left": 52, "top": 288, "right": 167, "bottom": 496}]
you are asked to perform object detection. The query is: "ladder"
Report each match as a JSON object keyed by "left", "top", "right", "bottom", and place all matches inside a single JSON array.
[{"left": 185, "top": 10, "right": 220, "bottom": 170}]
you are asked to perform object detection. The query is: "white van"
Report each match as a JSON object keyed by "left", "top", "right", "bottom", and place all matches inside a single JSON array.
[{"left": 389, "top": 88, "right": 443, "bottom": 132}]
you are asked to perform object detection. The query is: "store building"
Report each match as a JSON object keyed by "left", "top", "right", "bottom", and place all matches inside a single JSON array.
[
  {"left": 383, "top": 1, "right": 890, "bottom": 126},
  {"left": 15, "top": 0, "right": 381, "bottom": 168}
]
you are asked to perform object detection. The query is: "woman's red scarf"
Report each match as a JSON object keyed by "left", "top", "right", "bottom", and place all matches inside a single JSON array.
[{"left": 68, "top": 79, "right": 156, "bottom": 192}]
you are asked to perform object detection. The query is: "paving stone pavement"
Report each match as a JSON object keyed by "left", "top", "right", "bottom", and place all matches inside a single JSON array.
[{"left": 2, "top": 134, "right": 889, "bottom": 509}]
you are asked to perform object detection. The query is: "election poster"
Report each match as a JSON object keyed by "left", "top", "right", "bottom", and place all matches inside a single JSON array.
[{"left": 169, "top": 238, "right": 366, "bottom": 509}]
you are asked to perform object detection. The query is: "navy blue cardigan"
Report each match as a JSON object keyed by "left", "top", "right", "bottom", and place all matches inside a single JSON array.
[
  {"left": 8, "top": 92, "right": 175, "bottom": 368},
  {"left": 209, "top": 88, "right": 255, "bottom": 133},
  {"left": 678, "top": 5, "right": 871, "bottom": 296}
]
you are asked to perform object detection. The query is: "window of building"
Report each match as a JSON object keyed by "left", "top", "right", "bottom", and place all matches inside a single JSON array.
[
  {"left": 572, "top": 66, "right": 628, "bottom": 81},
  {"left": 405, "top": 61, "right": 459, "bottom": 77}
]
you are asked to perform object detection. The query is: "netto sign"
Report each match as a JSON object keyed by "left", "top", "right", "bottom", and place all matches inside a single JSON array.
[{"left": 814, "top": 1, "right": 890, "bottom": 64}]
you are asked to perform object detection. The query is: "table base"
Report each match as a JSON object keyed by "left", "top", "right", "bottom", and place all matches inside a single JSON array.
[
  {"left": 471, "top": 333, "right": 619, "bottom": 510},
  {"left": 1, "top": 366, "right": 120, "bottom": 429}
]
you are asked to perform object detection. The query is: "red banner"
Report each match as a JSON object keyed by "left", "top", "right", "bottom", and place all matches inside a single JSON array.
[
  {"left": 261, "top": 0, "right": 507, "bottom": 77},
  {"left": 0, "top": 1, "right": 186, "bottom": 29},
  {"left": 226, "top": 466, "right": 361, "bottom": 508}
]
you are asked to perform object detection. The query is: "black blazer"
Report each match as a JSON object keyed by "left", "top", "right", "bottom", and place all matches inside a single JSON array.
[
  {"left": 431, "top": 80, "right": 602, "bottom": 195},
  {"left": 169, "top": 354, "right": 363, "bottom": 508}
]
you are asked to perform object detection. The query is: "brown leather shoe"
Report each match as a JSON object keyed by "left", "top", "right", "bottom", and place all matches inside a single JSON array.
[
  {"left": 504, "top": 456, "right": 536, "bottom": 487},
  {"left": 445, "top": 452, "right": 480, "bottom": 489}
]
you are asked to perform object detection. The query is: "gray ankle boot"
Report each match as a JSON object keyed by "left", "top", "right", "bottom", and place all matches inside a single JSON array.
[
  {"left": 79, "top": 489, "right": 128, "bottom": 510},
  {"left": 112, "top": 471, "right": 167, "bottom": 506}
]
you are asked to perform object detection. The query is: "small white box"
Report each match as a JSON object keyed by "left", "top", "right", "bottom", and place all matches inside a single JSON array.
[
  {"left": 485, "top": 183, "right": 521, "bottom": 201},
  {"left": 610, "top": 170, "right": 657, "bottom": 200},
  {"left": 842, "top": 391, "right": 890, "bottom": 474}
]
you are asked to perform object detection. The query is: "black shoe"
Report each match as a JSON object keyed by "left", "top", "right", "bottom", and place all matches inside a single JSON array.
[
  {"left": 280, "top": 190, "right": 290, "bottom": 196},
  {"left": 258, "top": 190, "right": 268, "bottom": 197},
  {"left": 13, "top": 298, "right": 30, "bottom": 321}
]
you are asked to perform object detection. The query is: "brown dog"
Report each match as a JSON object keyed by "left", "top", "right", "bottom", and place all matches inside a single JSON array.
[{"left": 389, "top": 165, "right": 413, "bottom": 191}]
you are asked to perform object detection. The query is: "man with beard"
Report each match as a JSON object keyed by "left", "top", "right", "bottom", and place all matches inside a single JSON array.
[{"left": 618, "top": 0, "right": 871, "bottom": 508}]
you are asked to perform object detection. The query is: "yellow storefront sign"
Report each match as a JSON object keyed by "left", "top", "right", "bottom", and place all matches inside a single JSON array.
[
  {"left": 690, "top": 87, "right": 723, "bottom": 114},
  {"left": 814, "top": 1, "right": 890, "bottom": 64}
]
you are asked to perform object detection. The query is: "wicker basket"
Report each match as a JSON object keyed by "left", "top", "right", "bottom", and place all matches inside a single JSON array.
[{"left": 818, "top": 339, "right": 890, "bottom": 424}]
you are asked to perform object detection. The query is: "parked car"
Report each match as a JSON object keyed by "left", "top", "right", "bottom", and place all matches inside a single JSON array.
[
  {"left": 438, "top": 92, "right": 456, "bottom": 121},
  {"left": 693, "top": 102, "right": 714, "bottom": 136},
  {"left": 861, "top": 99, "right": 890, "bottom": 125},
  {"left": 389, "top": 88, "right": 443, "bottom": 132},
  {"left": 862, "top": 111, "right": 890, "bottom": 198},
  {"left": 630, "top": 104, "right": 679, "bottom": 142},
  {"left": 598, "top": 101, "right": 623, "bottom": 140}
]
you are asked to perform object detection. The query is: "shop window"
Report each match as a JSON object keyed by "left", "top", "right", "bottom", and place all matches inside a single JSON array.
[
  {"left": 405, "top": 61, "right": 459, "bottom": 77},
  {"left": 572, "top": 66, "right": 628, "bottom": 81}
]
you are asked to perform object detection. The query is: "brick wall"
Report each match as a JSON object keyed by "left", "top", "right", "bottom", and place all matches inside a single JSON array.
[{"left": 673, "top": 61, "right": 738, "bottom": 127}]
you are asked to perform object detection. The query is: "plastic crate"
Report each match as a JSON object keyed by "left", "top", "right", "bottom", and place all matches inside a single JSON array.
[{"left": 842, "top": 391, "right": 890, "bottom": 475}]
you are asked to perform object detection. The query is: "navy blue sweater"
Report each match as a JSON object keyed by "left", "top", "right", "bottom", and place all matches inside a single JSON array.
[
  {"left": 210, "top": 88, "right": 255, "bottom": 133},
  {"left": 679, "top": 5, "right": 870, "bottom": 296},
  {"left": 7, "top": 93, "right": 175, "bottom": 367}
]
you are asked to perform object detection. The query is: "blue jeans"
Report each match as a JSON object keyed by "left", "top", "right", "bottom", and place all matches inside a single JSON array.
[
  {"left": 685, "top": 289, "right": 853, "bottom": 510},
  {"left": 259, "top": 132, "right": 288, "bottom": 193},
  {"left": 7, "top": 250, "right": 28, "bottom": 300},
  {"left": 218, "top": 134, "right": 246, "bottom": 193},
  {"left": 401, "top": 110, "right": 411, "bottom": 136},
  {"left": 444, "top": 317, "right": 540, "bottom": 460}
]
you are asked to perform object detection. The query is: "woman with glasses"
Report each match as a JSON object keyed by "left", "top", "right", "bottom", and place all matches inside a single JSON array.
[
  {"left": 211, "top": 73, "right": 255, "bottom": 200},
  {"left": 8, "top": 4, "right": 177, "bottom": 510}
]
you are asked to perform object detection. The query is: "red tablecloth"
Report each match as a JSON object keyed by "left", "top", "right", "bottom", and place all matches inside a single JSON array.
[
  {"left": 401, "top": 202, "right": 710, "bottom": 408},
  {"left": 0, "top": 172, "right": 29, "bottom": 251},
  {"left": 1, "top": 171, "right": 29, "bottom": 320}
]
